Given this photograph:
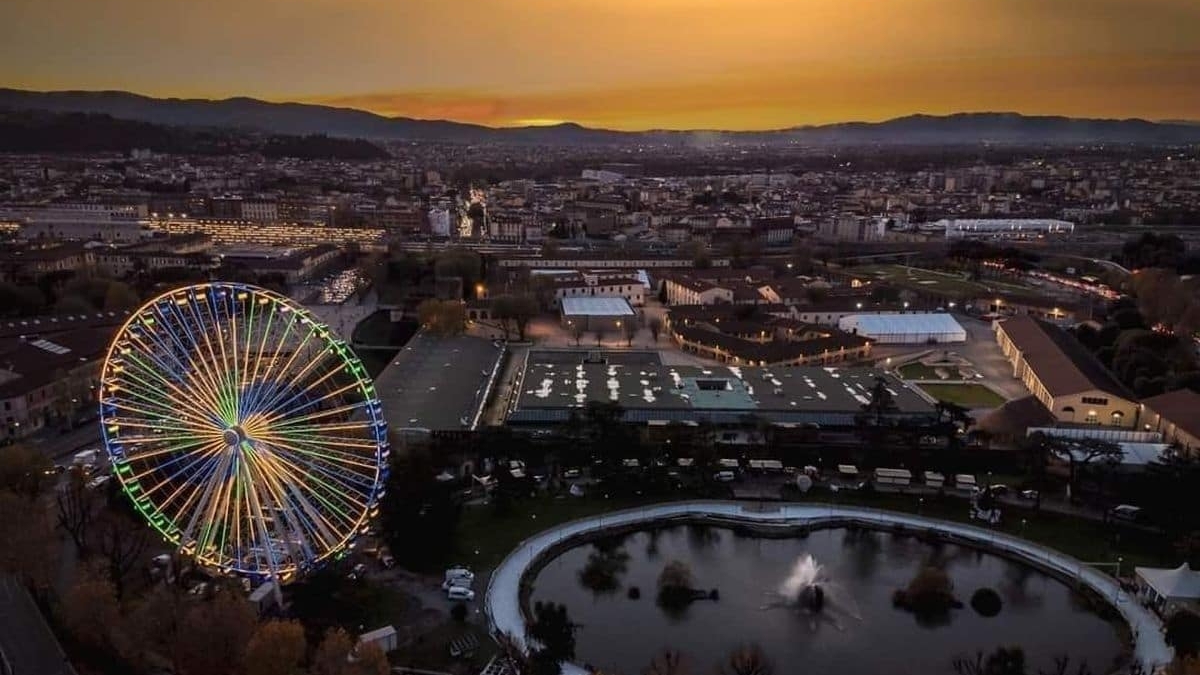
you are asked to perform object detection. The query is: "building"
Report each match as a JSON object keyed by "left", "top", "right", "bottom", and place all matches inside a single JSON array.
[
  {"left": 1140, "top": 389, "right": 1200, "bottom": 453},
  {"left": 560, "top": 297, "right": 636, "bottom": 333},
  {"left": 994, "top": 314, "right": 1138, "bottom": 427},
  {"left": 7, "top": 203, "right": 150, "bottom": 243},
  {"left": 508, "top": 362, "right": 934, "bottom": 428},
  {"left": 0, "top": 575, "right": 77, "bottom": 675},
  {"left": 837, "top": 313, "right": 966, "bottom": 344},
  {"left": 549, "top": 272, "right": 645, "bottom": 309},
  {"left": 0, "top": 315, "right": 125, "bottom": 439},
  {"left": 940, "top": 218, "right": 1074, "bottom": 240},
  {"left": 663, "top": 277, "right": 733, "bottom": 306}
]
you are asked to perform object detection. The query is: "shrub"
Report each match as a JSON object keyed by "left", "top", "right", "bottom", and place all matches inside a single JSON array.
[{"left": 970, "top": 588, "right": 1003, "bottom": 617}]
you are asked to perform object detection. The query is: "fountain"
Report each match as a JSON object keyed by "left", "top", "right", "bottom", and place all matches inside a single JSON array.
[{"left": 763, "top": 554, "right": 861, "bottom": 627}]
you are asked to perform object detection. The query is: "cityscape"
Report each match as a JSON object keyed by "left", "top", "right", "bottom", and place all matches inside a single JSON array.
[{"left": 2, "top": 3, "right": 1200, "bottom": 675}]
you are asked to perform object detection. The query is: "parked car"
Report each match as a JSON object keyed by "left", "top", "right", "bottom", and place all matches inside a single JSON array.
[
  {"left": 1020, "top": 489, "right": 1040, "bottom": 501},
  {"left": 446, "top": 586, "right": 476, "bottom": 601},
  {"left": 713, "top": 471, "right": 736, "bottom": 483},
  {"left": 1109, "top": 504, "right": 1143, "bottom": 523},
  {"left": 445, "top": 567, "right": 475, "bottom": 584},
  {"left": 562, "top": 468, "right": 582, "bottom": 479},
  {"left": 442, "top": 577, "right": 472, "bottom": 591},
  {"left": 987, "top": 484, "right": 1010, "bottom": 497},
  {"left": 348, "top": 563, "right": 367, "bottom": 580}
]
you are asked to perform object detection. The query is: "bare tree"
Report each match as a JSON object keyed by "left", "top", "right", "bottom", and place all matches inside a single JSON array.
[
  {"left": 622, "top": 320, "right": 637, "bottom": 347},
  {"left": 94, "top": 509, "right": 151, "bottom": 599},
  {"left": 649, "top": 317, "right": 663, "bottom": 343},
  {"left": 571, "top": 321, "right": 585, "bottom": 346},
  {"left": 721, "top": 644, "right": 773, "bottom": 675},
  {"left": 644, "top": 647, "right": 689, "bottom": 675},
  {"left": 57, "top": 467, "right": 97, "bottom": 556}
]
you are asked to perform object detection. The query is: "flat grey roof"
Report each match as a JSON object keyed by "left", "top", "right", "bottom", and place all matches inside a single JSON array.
[
  {"left": 513, "top": 362, "right": 932, "bottom": 416},
  {"left": 0, "top": 576, "right": 77, "bottom": 675},
  {"left": 373, "top": 332, "right": 505, "bottom": 431},
  {"left": 561, "top": 296, "right": 635, "bottom": 317}
]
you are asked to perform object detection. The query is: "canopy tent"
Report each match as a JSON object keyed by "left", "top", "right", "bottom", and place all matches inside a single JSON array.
[
  {"left": 1135, "top": 563, "right": 1200, "bottom": 615},
  {"left": 837, "top": 313, "right": 966, "bottom": 344}
]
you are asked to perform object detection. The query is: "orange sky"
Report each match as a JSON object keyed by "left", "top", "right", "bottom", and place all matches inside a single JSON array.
[{"left": 2, "top": 0, "right": 1198, "bottom": 129}]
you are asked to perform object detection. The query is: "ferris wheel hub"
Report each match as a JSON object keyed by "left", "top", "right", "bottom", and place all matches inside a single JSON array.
[{"left": 222, "top": 426, "right": 246, "bottom": 447}]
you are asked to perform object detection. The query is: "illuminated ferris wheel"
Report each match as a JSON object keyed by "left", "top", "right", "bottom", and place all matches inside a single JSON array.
[{"left": 98, "top": 282, "right": 388, "bottom": 583}]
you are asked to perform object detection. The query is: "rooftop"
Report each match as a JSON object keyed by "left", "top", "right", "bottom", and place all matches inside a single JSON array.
[
  {"left": 511, "top": 363, "right": 934, "bottom": 425},
  {"left": 373, "top": 332, "right": 504, "bottom": 431},
  {"left": 560, "top": 296, "right": 635, "bottom": 317},
  {"left": 997, "top": 314, "right": 1133, "bottom": 400}
]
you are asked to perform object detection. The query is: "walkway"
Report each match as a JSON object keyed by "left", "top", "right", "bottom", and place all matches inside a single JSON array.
[{"left": 484, "top": 501, "right": 1172, "bottom": 673}]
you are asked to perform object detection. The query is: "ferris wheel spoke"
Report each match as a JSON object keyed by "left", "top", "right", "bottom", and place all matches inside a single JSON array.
[
  {"left": 241, "top": 299, "right": 278, "bottom": 418},
  {"left": 254, "top": 432, "right": 382, "bottom": 471},
  {"left": 256, "top": 376, "right": 361, "bottom": 429},
  {"left": 253, "top": 449, "right": 366, "bottom": 540},
  {"left": 161, "top": 294, "right": 236, "bottom": 408},
  {"left": 105, "top": 397, "right": 215, "bottom": 433},
  {"left": 120, "top": 342, "right": 226, "bottom": 425},
  {"left": 106, "top": 380, "right": 221, "bottom": 431},
  {"left": 247, "top": 321, "right": 320, "bottom": 417},
  {"left": 242, "top": 452, "right": 327, "bottom": 561},
  {"left": 128, "top": 440, "right": 226, "bottom": 500},
  {"left": 133, "top": 302, "right": 227, "bottom": 416},
  {"left": 241, "top": 300, "right": 292, "bottom": 413},
  {"left": 184, "top": 292, "right": 238, "bottom": 426},
  {"left": 252, "top": 349, "right": 345, "bottom": 421},
  {"left": 258, "top": 439, "right": 377, "bottom": 498},
  {"left": 146, "top": 300, "right": 229, "bottom": 415},
  {"left": 259, "top": 399, "right": 370, "bottom": 431}
]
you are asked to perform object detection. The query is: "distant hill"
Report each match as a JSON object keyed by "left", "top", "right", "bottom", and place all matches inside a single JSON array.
[
  {"left": 0, "top": 109, "right": 390, "bottom": 159},
  {"left": 2, "top": 88, "right": 1200, "bottom": 145}
]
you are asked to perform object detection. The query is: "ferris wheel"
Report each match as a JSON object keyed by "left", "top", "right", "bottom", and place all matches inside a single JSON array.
[{"left": 98, "top": 282, "right": 388, "bottom": 582}]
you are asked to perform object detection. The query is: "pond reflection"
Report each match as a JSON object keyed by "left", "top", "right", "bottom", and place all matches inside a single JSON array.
[{"left": 530, "top": 525, "right": 1124, "bottom": 675}]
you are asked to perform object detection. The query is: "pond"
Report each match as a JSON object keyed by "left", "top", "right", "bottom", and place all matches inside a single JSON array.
[{"left": 529, "top": 525, "right": 1126, "bottom": 675}]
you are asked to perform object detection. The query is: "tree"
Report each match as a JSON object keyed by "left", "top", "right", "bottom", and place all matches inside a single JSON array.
[
  {"left": 60, "top": 565, "right": 126, "bottom": 656},
  {"left": 172, "top": 590, "right": 257, "bottom": 675},
  {"left": 571, "top": 321, "right": 585, "bottom": 346},
  {"left": 104, "top": 281, "right": 141, "bottom": 310},
  {"left": 721, "top": 644, "right": 774, "bottom": 675},
  {"left": 57, "top": 466, "right": 98, "bottom": 555},
  {"left": 644, "top": 648, "right": 689, "bottom": 675},
  {"left": 595, "top": 327, "right": 606, "bottom": 347},
  {"left": 312, "top": 628, "right": 356, "bottom": 675},
  {"left": 0, "top": 490, "right": 57, "bottom": 590},
  {"left": 1167, "top": 611, "right": 1200, "bottom": 658},
  {"left": 527, "top": 601, "right": 578, "bottom": 671},
  {"left": 1055, "top": 438, "right": 1122, "bottom": 495},
  {"left": 622, "top": 319, "right": 637, "bottom": 347},
  {"left": 379, "top": 446, "right": 461, "bottom": 571},
  {"left": 649, "top": 317, "right": 663, "bottom": 342},
  {"left": 0, "top": 443, "right": 52, "bottom": 499},
  {"left": 417, "top": 298, "right": 466, "bottom": 336},
  {"left": 494, "top": 294, "right": 539, "bottom": 341},
  {"left": 952, "top": 646, "right": 1027, "bottom": 675},
  {"left": 243, "top": 620, "right": 307, "bottom": 675},
  {"left": 1020, "top": 432, "right": 1064, "bottom": 512},
  {"left": 94, "top": 508, "right": 151, "bottom": 599},
  {"left": 348, "top": 642, "right": 390, "bottom": 675}
]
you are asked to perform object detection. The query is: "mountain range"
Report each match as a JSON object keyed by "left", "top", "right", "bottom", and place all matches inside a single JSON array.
[{"left": 2, "top": 88, "right": 1200, "bottom": 146}]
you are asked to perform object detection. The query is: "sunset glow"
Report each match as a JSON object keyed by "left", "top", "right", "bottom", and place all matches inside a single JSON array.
[{"left": 2, "top": 0, "right": 1198, "bottom": 128}]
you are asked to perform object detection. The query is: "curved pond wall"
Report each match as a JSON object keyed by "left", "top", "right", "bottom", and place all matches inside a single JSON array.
[{"left": 483, "top": 501, "right": 1171, "bottom": 673}]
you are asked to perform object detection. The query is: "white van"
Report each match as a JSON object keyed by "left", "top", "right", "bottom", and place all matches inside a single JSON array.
[
  {"left": 713, "top": 471, "right": 736, "bottom": 483},
  {"left": 447, "top": 586, "right": 475, "bottom": 601},
  {"left": 445, "top": 567, "right": 475, "bottom": 584}
]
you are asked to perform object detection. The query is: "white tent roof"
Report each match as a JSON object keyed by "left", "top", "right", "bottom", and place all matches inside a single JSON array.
[
  {"left": 839, "top": 313, "right": 966, "bottom": 337},
  {"left": 561, "top": 296, "right": 635, "bottom": 317},
  {"left": 1136, "top": 564, "right": 1200, "bottom": 600}
]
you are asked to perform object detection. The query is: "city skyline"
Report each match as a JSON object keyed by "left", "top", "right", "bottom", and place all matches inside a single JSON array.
[{"left": 2, "top": 0, "right": 1199, "bottom": 130}]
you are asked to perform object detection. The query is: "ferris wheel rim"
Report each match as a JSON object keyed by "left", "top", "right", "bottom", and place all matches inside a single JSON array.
[{"left": 98, "top": 281, "right": 388, "bottom": 581}]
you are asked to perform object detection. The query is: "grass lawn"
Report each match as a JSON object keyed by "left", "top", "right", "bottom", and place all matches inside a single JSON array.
[
  {"left": 453, "top": 488, "right": 1172, "bottom": 579},
  {"left": 457, "top": 494, "right": 685, "bottom": 569},
  {"left": 802, "top": 488, "right": 1169, "bottom": 569},
  {"left": 852, "top": 264, "right": 1039, "bottom": 300},
  {"left": 897, "top": 362, "right": 962, "bottom": 380},
  {"left": 917, "top": 382, "right": 1007, "bottom": 408},
  {"left": 391, "top": 621, "right": 497, "bottom": 674}
]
